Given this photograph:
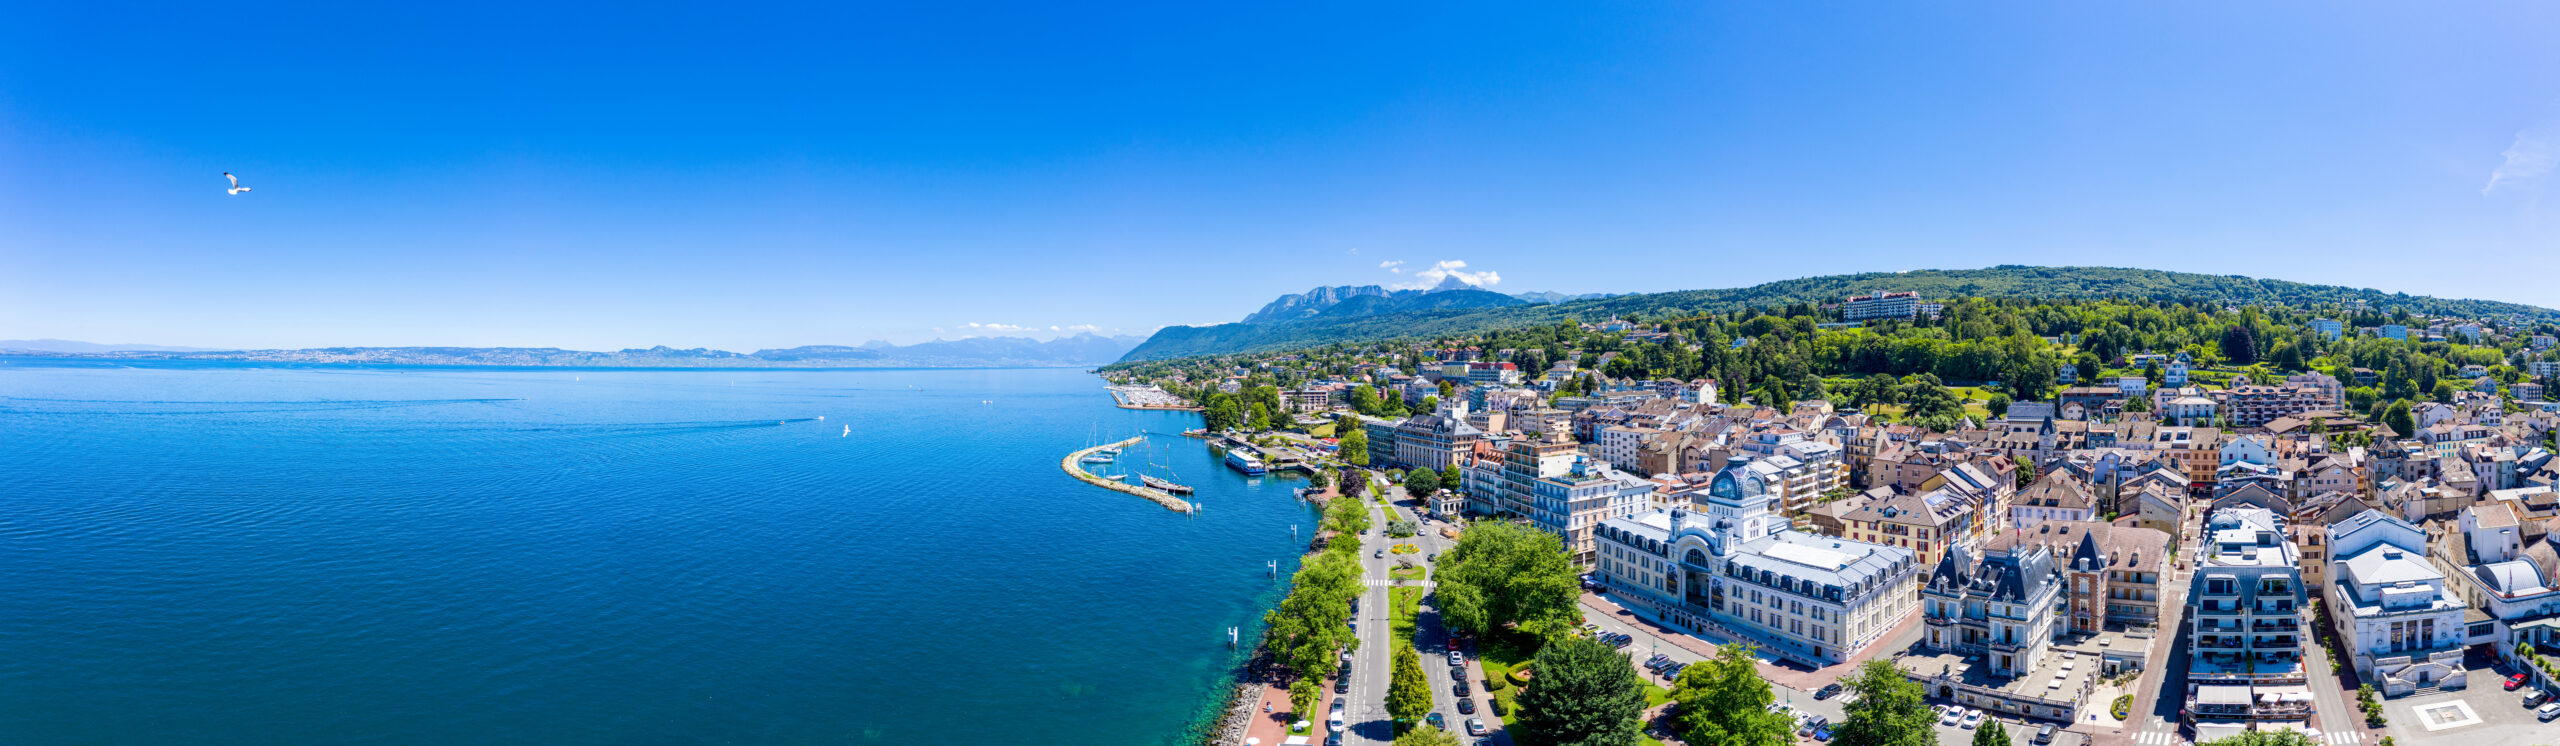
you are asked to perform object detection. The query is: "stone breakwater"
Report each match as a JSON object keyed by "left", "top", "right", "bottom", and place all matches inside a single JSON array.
[{"left": 1061, "top": 436, "right": 1195, "bottom": 513}]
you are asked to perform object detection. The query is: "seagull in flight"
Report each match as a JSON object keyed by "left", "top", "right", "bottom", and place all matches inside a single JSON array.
[{"left": 224, "top": 172, "right": 251, "bottom": 195}]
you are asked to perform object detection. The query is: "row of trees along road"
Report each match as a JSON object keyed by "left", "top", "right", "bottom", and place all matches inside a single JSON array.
[{"left": 1263, "top": 487, "right": 1373, "bottom": 716}]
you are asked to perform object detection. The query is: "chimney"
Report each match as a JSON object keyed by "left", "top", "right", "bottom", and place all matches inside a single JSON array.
[{"left": 1669, "top": 508, "right": 1687, "bottom": 535}]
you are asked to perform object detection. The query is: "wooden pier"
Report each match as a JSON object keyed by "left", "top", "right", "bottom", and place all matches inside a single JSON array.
[{"left": 1062, "top": 436, "right": 1195, "bottom": 513}]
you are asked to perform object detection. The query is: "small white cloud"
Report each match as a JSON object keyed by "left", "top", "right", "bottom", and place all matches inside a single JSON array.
[
  {"left": 1056, "top": 324, "right": 1102, "bottom": 333},
  {"left": 1380, "top": 260, "right": 1405, "bottom": 274},
  {"left": 1393, "top": 260, "right": 1502, "bottom": 290},
  {"left": 965, "top": 322, "right": 1034, "bottom": 333},
  {"left": 1345, "top": 247, "right": 1360, "bottom": 255},
  {"left": 2484, "top": 124, "right": 2557, "bottom": 195}
]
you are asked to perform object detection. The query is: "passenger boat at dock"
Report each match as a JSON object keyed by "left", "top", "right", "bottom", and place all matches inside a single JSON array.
[
  {"left": 1223, "top": 448, "right": 1268, "bottom": 475},
  {"left": 1141, "top": 474, "right": 1194, "bottom": 494}
]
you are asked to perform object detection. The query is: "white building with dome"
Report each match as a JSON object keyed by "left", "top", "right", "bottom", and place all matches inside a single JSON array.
[{"left": 1592, "top": 455, "right": 1921, "bottom": 666}]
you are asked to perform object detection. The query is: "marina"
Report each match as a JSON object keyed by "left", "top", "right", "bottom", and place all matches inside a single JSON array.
[{"left": 1061, "top": 436, "right": 1194, "bottom": 513}]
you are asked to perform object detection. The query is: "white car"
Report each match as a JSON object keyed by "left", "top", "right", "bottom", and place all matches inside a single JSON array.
[
  {"left": 1939, "top": 707, "right": 1963, "bottom": 726},
  {"left": 1448, "top": 651, "right": 1464, "bottom": 667},
  {"left": 1961, "top": 709, "right": 1984, "bottom": 729}
]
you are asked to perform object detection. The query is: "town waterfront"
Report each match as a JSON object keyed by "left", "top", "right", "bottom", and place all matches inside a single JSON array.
[{"left": 0, "top": 361, "right": 1316, "bottom": 745}]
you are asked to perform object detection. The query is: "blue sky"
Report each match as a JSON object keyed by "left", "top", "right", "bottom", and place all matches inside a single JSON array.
[{"left": 4, "top": 2, "right": 2556, "bottom": 350}]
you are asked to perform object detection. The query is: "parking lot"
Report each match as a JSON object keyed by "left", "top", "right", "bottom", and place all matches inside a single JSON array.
[{"left": 2380, "top": 670, "right": 2559, "bottom": 745}]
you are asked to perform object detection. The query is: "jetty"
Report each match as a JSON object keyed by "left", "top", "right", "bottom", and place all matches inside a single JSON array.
[{"left": 1063, "top": 436, "right": 1194, "bottom": 513}]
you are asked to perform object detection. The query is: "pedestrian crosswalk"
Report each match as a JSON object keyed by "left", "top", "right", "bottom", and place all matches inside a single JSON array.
[
  {"left": 2318, "top": 731, "right": 2361, "bottom": 745},
  {"left": 2132, "top": 728, "right": 2181, "bottom": 745}
]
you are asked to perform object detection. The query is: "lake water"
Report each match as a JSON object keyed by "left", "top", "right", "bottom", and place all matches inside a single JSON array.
[{"left": 0, "top": 361, "right": 1317, "bottom": 745}]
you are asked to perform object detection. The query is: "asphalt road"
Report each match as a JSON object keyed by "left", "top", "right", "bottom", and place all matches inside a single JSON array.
[{"left": 1340, "top": 480, "right": 1492, "bottom": 745}]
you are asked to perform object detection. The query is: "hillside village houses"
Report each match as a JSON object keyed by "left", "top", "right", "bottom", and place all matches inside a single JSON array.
[{"left": 1120, "top": 309, "right": 2560, "bottom": 724}]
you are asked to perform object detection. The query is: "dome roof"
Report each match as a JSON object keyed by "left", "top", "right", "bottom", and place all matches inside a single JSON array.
[{"left": 1708, "top": 455, "right": 1768, "bottom": 504}]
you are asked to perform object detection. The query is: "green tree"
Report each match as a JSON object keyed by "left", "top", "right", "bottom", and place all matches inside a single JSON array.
[
  {"left": 1850, "top": 373, "right": 1901, "bottom": 410},
  {"left": 1324, "top": 490, "right": 1374, "bottom": 535},
  {"left": 2077, "top": 354, "right": 2102, "bottom": 383},
  {"left": 1442, "top": 464, "right": 1462, "bottom": 492},
  {"left": 1341, "top": 426, "right": 1371, "bottom": 467},
  {"left": 1669, "top": 644, "right": 1794, "bottom": 746},
  {"left": 1204, "top": 394, "right": 1241, "bottom": 432},
  {"left": 1831, "top": 660, "right": 1934, "bottom": 746},
  {"left": 1403, "top": 466, "right": 1442, "bottom": 496},
  {"left": 2015, "top": 460, "right": 2037, "bottom": 491},
  {"left": 1393, "top": 726, "right": 1462, "bottom": 746},
  {"left": 2382, "top": 399, "right": 2415, "bottom": 436},
  {"left": 1515, "top": 636, "right": 1648, "bottom": 746},
  {"left": 2199, "top": 730, "right": 2315, "bottom": 746},
  {"left": 2221, "top": 325, "right": 2259, "bottom": 364},
  {"left": 1310, "top": 468, "right": 1332, "bottom": 490},
  {"left": 1436, "top": 522, "right": 1582, "bottom": 638},
  {"left": 1387, "top": 647, "right": 1433, "bottom": 730},
  {"left": 1290, "top": 678, "right": 1321, "bottom": 722},
  {"left": 1248, "top": 402, "right": 1274, "bottom": 430},
  {"left": 1971, "top": 721, "right": 2013, "bottom": 746},
  {"left": 1985, "top": 392, "right": 2012, "bottom": 419}
]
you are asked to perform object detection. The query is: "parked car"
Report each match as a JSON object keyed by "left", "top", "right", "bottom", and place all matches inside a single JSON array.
[
  {"left": 2509, "top": 672, "right": 2532, "bottom": 690},
  {"left": 1939, "top": 707, "right": 1963, "bottom": 726},
  {"left": 1454, "top": 679, "right": 1470, "bottom": 697},
  {"left": 1457, "top": 697, "right": 1476, "bottom": 714},
  {"left": 2539, "top": 702, "right": 2560, "bottom": 722},
  {"left": 1325, "top": 735, "right": 1342, "bottom": 746},
  {"left": 1466, "top": 717, "right": 1488, "bottom": 736},
  {"left": 1448, "top": 651, "right": 1465, "bottom": 667},
  {"left": 1334, "top": 677, "right": 1348, "bottom": 693},
  {"left": 2034, "top": 724, "right": 2056, "bottom": 744},
  {"left": 1426, "top": 712, "right": 1446, "bottom": 730},
  {"left": 1961, "top": 709, "right": 1984, "bottom": 729},
  {"left": 2528, "top": 688, "right": 2555, "bottom": 707},
  {"left": 1815, "top": 683, "right": 1843, "bottom": 700}
]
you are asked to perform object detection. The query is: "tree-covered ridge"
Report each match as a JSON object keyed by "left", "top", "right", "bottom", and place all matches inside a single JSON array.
[
  {"left": 1111, "top": 294, "right": 2560, "bottom": 437},
  {"left": 1118, "top": 266, "right": 2560, "bottom": 361}
]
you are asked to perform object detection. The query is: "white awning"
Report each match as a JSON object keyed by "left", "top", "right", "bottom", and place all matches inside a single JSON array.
[{"left": 2196, "top": 685, "right": 2252, "bottom": 705}]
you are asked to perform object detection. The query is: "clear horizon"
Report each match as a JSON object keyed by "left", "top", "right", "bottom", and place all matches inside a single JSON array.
[{"left": 5, "top": 2, "right": 2557, "bottom": 350}]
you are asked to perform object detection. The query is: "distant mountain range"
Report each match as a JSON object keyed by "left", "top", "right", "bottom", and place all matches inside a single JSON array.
[
  {"left": 1115, "top": 265, "right": 2560, "bottom": 362},
  {"left": 1, "top": 334, "right": 1146, "bottom": 368},
  {"left": 1239, "top": 276, "right": 1614, "bottom": 324},
  {"left": 0, "top": 339, "right": 221, "bottom": 353}
]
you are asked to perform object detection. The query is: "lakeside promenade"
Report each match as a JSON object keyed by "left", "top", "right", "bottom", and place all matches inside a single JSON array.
[{"left": 1061, "top": 436, "right": 1194, "bottom": 512}]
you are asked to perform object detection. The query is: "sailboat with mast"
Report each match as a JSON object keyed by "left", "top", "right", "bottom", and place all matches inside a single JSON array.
[
  {"left": 1079, "top": 423, "right": 1119, "bottom": 465},
  {"left": 1128, "top": 436, "right": 1193, "bottom": 494}
]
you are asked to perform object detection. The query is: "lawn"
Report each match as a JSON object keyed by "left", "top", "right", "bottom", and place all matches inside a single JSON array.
[
  {"left": 1390, "top": 564, "right": 1427, "bottom": 582},
  {"left": 1390, "top": 586, "right": 1421, "bottom": 650}
]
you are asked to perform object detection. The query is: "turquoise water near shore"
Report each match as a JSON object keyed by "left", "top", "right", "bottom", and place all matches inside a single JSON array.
[{"left": 0, "top": 361, "right": 1315, "bottom": 745}]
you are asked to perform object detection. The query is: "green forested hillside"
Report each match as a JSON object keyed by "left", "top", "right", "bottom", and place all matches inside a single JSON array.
[{"left": 1117, "top": 266, "right": 2559, "bottom": 361}]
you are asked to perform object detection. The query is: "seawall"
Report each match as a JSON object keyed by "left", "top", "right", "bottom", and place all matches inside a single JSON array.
[{"left": 1062, "top": 436, "right": 1196, "bottom": 513}]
